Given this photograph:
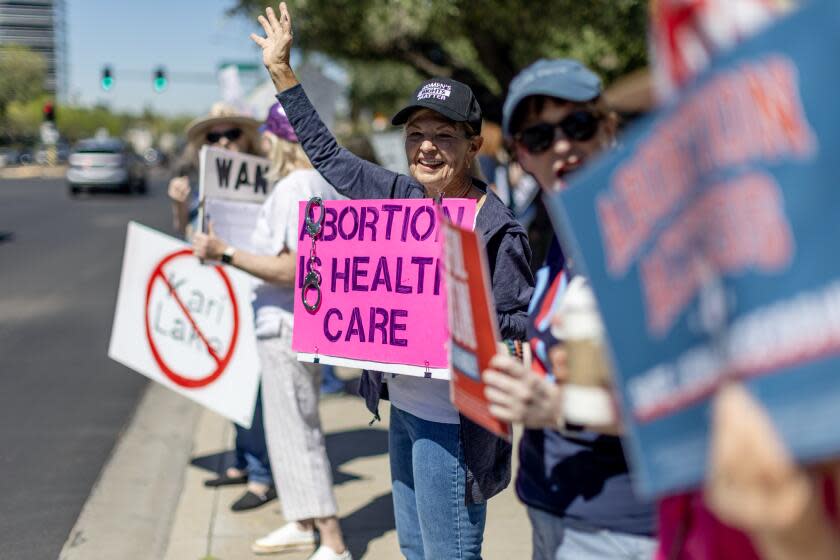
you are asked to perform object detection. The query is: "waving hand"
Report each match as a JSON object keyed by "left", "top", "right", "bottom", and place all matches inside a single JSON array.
[{"left": 250, "top": 2, "right": 298, "bottom": 91}]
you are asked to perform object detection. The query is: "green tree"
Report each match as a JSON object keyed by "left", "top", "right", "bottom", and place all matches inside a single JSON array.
[
  {"left": 4, "top": 95, "right": 197, "bottom": 145},
  {"left": 0, "top": 45, "right": 47, "bottom": 120},
  {"left": 5, "top": 95, "right": 50, "bottom": 141},
  {"left": 231, "top": 0, "right": 648, "bottom": 121}
]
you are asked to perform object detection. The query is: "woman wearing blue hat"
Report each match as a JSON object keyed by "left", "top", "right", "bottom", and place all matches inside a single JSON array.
[
  {"left": 250, "top": 4, "right": 534, "bottom": 559},
  {"left": 482, "top": 59, "right": 657, "bottom": 559}
]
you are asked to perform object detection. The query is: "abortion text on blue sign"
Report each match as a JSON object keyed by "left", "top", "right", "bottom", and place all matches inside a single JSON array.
[{"left": 547, "top": 0, "right": 840, "bottom": 498}]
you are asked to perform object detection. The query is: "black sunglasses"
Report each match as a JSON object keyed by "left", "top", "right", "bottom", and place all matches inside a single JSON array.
[
  {"left": 516, "top": 111, "right": 601, "bottom": 154},
  {"left": 206, "top": 128, "right": 243, "bottom": 144}
]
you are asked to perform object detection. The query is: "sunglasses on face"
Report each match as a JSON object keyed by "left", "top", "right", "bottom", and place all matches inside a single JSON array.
[
  {"left": 206, "top": 128, "right": 243, "bottom": 144},
  {"left": 517, "top": 111, "right": 601, "bottom": 154}
]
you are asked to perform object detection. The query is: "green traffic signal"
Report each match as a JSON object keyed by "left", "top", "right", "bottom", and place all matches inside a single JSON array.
[
  {"left": 154, "top": 67, "right": 167, "bottom": 93},
  {"left": 101, "top": 66, "right": 114, "bottom": 91}
]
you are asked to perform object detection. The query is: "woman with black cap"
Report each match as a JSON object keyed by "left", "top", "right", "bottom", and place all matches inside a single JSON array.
[
  {"left": 168, "top": 102, "right": 262, "bottom": 239},
  {"left": 250, "top": 4, "right": 534, "bottom": 559}
]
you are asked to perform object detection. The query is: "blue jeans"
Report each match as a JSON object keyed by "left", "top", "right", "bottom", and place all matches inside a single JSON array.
[
  {"left": 233, "top": 387, "right": 273, "bottom": 486},
  {"left": 320, "top": 364, "right": 345, "bottom": 394},
  {"left": 389, "top": 406, "right": 486, "bottom": 560},
  {"left": 528, "top": 507, "right": 656, "bottom": 560}
]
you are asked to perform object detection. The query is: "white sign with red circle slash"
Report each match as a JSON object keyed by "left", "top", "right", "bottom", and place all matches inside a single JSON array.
[{"left": 108, "top": 222, "right": 260, "bottom": 428}]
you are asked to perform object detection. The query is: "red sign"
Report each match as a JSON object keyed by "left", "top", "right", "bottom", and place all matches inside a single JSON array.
[
  {"left": 443, "top": 218, "right": 511, "bottom": 439},
  {"left": 143, "top": 249, "right": 240, "bottom": 388}
]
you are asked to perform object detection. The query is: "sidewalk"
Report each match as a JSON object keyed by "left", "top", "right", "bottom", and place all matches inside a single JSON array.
[
  {"left": 163, "top": 377, "right": 532, "bottom": 560},
  {"left": 0, "top": 164, "right": 67, "bottom": 180}
]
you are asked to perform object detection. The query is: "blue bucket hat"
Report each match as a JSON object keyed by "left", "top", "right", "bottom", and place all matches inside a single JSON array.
[{"left": 502, "top": 59, "right": 602, "bottom": 138}]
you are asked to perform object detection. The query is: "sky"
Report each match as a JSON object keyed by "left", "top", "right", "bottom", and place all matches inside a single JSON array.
[{"left": 66, "top": 0, "right": 267, "bottom": 117}]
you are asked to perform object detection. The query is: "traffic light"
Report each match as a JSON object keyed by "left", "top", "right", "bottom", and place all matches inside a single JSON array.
[
  {"left": 153, "top": 67, "right": 167, "bottom": 93},
  {"left": 101, "top": 66, "right": 114, "bottom": 91},
  {"left": 42, "top": 101, "right": 55, "bottom": 122}
]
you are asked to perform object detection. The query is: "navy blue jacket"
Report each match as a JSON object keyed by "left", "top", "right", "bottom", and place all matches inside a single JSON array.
[
  {"left": 520, "top": 236, "right": 655, "bottom": 535},
  {"left": 277, "top": 84, "right": 535, "bottom": 505}
]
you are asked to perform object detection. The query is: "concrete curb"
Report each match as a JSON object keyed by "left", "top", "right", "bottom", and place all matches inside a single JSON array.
[{"left": 58, "top": 383, "right": 201, "bottom": 560}]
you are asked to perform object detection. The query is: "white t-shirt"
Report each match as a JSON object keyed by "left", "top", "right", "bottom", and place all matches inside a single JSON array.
[{"left": 250, "top": 168, "right": 342, "bottom": 338}]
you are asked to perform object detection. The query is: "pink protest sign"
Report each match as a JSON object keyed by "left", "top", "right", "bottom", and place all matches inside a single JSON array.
[{"left": 292, "top": 198, "right": 477, "bottom": 378}]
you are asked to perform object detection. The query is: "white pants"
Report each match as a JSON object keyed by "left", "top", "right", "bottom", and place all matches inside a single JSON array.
[{"left": 258, "top": 328, "right": 338, "bottom": 521}]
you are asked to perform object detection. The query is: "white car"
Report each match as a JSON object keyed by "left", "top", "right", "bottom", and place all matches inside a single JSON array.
[{"left": 66, "top": 139, "right": 147, "bottom": 196}]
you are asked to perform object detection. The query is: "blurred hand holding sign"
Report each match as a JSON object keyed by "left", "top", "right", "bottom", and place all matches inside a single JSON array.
[
  {"left": 441, "top": 213, "right": 510, "bottom": 440},
  {"left": 198, "top": 146, "right": 273, "bottom": 253},
  {"left": 547, "top": 0, "right": 840, "bottom": 498},
  {"left": 292, "top": 198, "right": 476, "bottom": 378},
  {"left": 108, "top": 222, "right": 260, "bottom": 427}
]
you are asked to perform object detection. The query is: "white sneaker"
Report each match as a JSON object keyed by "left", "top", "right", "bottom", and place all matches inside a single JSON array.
[
  {"left": 308, "top": 545, "right": 353, "bottom": 560},
  {"left": 251, "top": 522, "right": 316, "bottom": 555}
]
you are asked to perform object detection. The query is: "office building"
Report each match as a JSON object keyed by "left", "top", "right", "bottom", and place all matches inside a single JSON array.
[{"left": 0, "top": 0, "right": 67, "bottom": 98}]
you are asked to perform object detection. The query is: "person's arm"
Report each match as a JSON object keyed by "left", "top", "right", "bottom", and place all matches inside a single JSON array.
[
  {"left": 278, "top": 85, "right": 421, "bottom": 199},
  {"left": 168, "top": 176, "right": 191, "bottom": 236},
  {"left": 705, "top": 384, "right": 840, "bottom": 560},
  {"left": 229, "top": 248, "right": 297, "bottom": 287},
  {"left": 192, "top": 226, "right": 296, "bottom": 287},
  {"left": 486, "top": 228, "right": 534, "bottom": 340},
  {"left": 251, "top": 3, "right": 422, "bottom": 200},
  {"left": 752, "top": 494, "right": 840, "bottom": 560}
]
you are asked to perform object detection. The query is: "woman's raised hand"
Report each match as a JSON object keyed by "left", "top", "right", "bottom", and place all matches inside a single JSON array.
[
  {"left": 250, "top": 2, "right": 297, "bottom": 90},
  {"left": 167, "top": 176, "right": 190, "bottom": 203}
]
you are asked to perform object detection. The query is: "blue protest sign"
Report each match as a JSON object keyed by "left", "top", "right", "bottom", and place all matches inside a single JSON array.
[{"left": 546, "top": 0, "right": 840, "bottom": 498}]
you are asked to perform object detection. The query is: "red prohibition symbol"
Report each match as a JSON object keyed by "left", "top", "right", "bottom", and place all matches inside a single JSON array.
[{"left": 144, "top": 249, "right": 240, "bottom": 388}]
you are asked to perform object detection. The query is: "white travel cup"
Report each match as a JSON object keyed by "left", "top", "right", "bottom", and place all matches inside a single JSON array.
[{"left": 551, "top": 276, "right": 616, "bottom": 427}]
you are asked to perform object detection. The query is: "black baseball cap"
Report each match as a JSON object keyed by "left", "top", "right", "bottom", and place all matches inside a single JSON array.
[{"left": 392, "top": 78, "right": 483, "bottom": 134}]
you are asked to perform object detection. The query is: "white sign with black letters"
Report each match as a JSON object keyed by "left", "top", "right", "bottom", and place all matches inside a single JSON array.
[{"left": 199, "top": 146, "right": 273, "bottom": 253}]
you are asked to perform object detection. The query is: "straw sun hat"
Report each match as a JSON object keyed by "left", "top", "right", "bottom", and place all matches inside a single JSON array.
[{"left": 185, "top": 102, "right": 261, "bottom": 148}]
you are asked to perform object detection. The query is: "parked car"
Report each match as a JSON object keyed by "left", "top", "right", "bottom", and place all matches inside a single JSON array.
[
  {"left": 0, "top": 148, "right": 20, "bottom": 167},
  {"left": 66, "top": 139, "right": 147, "bottom": 196}
]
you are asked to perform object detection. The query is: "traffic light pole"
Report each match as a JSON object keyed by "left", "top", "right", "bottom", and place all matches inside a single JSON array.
[
  {"left": 40, "top": 101, "right": 59, "bottom": 166},
  {"left": 99, "top": 68, "right": 218, "bottom": 91},
  {"left": 99, "top": 63, "right": 260, "bottom": 92}
]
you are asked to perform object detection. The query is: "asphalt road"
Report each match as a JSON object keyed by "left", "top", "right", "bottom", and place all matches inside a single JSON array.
[{"left": 0, "top": 171, "right": 174, "bottom": 559}]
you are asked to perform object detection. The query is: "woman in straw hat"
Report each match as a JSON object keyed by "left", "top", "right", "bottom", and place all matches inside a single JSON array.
[{"left": 168, "top": 102, "right": 261, "bottom": 238}]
